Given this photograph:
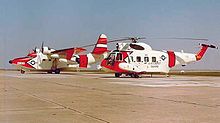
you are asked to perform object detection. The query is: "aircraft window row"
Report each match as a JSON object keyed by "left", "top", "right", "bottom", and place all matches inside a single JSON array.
[{"left": 130, "top": 56, "right": 157, "bottom": 63}]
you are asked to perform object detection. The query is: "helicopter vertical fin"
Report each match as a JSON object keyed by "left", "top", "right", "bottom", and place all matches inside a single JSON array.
[{"left": 196, "top": 44, "right": 217, "bottom": 61}]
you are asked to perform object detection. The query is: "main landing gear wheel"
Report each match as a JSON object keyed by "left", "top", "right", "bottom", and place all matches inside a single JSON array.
[
  {"left": 115, "top": 73, "right": 122, "bottom": 77},
  {"left": 54, "top": 69, "right": 60, "bottom": 74},
  {"left": 130, "top": 73, "right": 139, "bottom": 78},
  {"left": 48, "top": 69, "right": 60, "bottom": 74}
]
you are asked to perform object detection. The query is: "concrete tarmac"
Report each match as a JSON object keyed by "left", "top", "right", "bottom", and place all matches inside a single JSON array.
[{"left": 1, "top": 71, "right": 220, "bottom": 123}]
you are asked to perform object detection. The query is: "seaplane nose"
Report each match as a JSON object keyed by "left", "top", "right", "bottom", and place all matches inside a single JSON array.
[{"left": 9, "top": 60, "right": 13, "bottom": 64}]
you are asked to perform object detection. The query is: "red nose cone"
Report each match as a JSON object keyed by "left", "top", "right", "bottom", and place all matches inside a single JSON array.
[
  {"left": 9, "top": 60, "right": 12, "bottom": 64},
  {"left": 9, "top": 59, "right": 17, "bottom": 64}
]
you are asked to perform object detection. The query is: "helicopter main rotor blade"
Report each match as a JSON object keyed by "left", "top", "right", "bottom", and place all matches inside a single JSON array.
[
  {"left": 147, "top": 37, "right": 209, "bottom": 41},
  {"left": 108, "top": 37, "right": 146, "bottom": 43},
  {"left": 76, "top": 36, "right": 208, "bottom": 48},
  {"left": 80, "top": 37, "right": 145, "bottom": 48}
]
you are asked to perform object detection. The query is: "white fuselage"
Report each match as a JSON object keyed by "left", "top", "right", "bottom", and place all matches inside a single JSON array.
[
  {"left": 123, "top": 50, "right": 196, "bottom": 73},
  {"left": 102, "top": 42, "right": 197, "bottom": 73}
]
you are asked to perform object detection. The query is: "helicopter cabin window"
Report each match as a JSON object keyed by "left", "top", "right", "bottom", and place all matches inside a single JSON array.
[
  {"left": 136, "top": 56, "right": 141, "bottom": 62},
  {"left": 144, "top": 57, "right": 149, "bottom": 63},
  {"left": 127, "top": 56, "right": 130, "bottom": 63},
  {"left": 152, "top": 57, "right": 156, "bottom": 62},
  {"left": 130, "top": 56, "right": 134, "bottom": 62},
  {"left": 116, "top": 53, "right": 122, "bottom": 61}
]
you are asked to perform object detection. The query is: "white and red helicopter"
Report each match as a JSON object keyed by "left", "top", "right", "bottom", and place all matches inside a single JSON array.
[
  {"left": 100, "top": 37, "right": 218, "bottom": 78},
  {"left": 9, "top": 34, "right": 108, "bottom": 74}
]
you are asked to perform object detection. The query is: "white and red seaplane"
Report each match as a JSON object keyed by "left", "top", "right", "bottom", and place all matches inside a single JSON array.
[{"left": 9, "top": 34, "right": 108, "bottom": 74}]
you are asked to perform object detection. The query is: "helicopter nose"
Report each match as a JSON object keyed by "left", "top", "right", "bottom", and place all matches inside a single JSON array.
[{"left": 9, "top": 60, "right": 13, "bottom": 64}]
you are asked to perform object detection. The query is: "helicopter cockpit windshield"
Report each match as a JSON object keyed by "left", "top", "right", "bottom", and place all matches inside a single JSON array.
[{"left": 106, "top": 51, "right": 123, "bottom": 65}]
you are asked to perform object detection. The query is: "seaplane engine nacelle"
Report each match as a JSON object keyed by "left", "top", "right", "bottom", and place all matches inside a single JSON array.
[{"left": 42, "top": 47, "right": 55, "bottom": 54}]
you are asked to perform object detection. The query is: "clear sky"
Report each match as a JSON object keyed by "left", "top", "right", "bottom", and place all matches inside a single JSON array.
[{"left": 1, "top": 0, "right": 220, "bottom": 70}]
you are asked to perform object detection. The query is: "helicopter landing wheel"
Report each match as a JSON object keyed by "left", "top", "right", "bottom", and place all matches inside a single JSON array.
[
  {"left": 130, "top": 73, "right": 139, "bottom": 78},
  {"left": 115, "top": 73, "right": 122, "bottom": 77}
]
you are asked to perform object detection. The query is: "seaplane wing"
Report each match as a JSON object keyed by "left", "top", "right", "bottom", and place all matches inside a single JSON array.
[{"left": 50, "top": 47, "right": 86, "bottom": 60}]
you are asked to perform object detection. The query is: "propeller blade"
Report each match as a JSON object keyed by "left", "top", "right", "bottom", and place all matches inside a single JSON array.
[
  {"left": 33, "top": 46, "right": 37, "bottom": 53},
  {"left": 41, "top": 42, "right": 44, "bottom": 53}
]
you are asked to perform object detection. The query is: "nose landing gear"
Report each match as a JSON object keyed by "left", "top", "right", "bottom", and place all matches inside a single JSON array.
[
  {"left": 20, "top": 69, "right": 25, "bottom": 74},
  {"left": 48, "top": 58, "right": 60, "bottom": 74}
]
